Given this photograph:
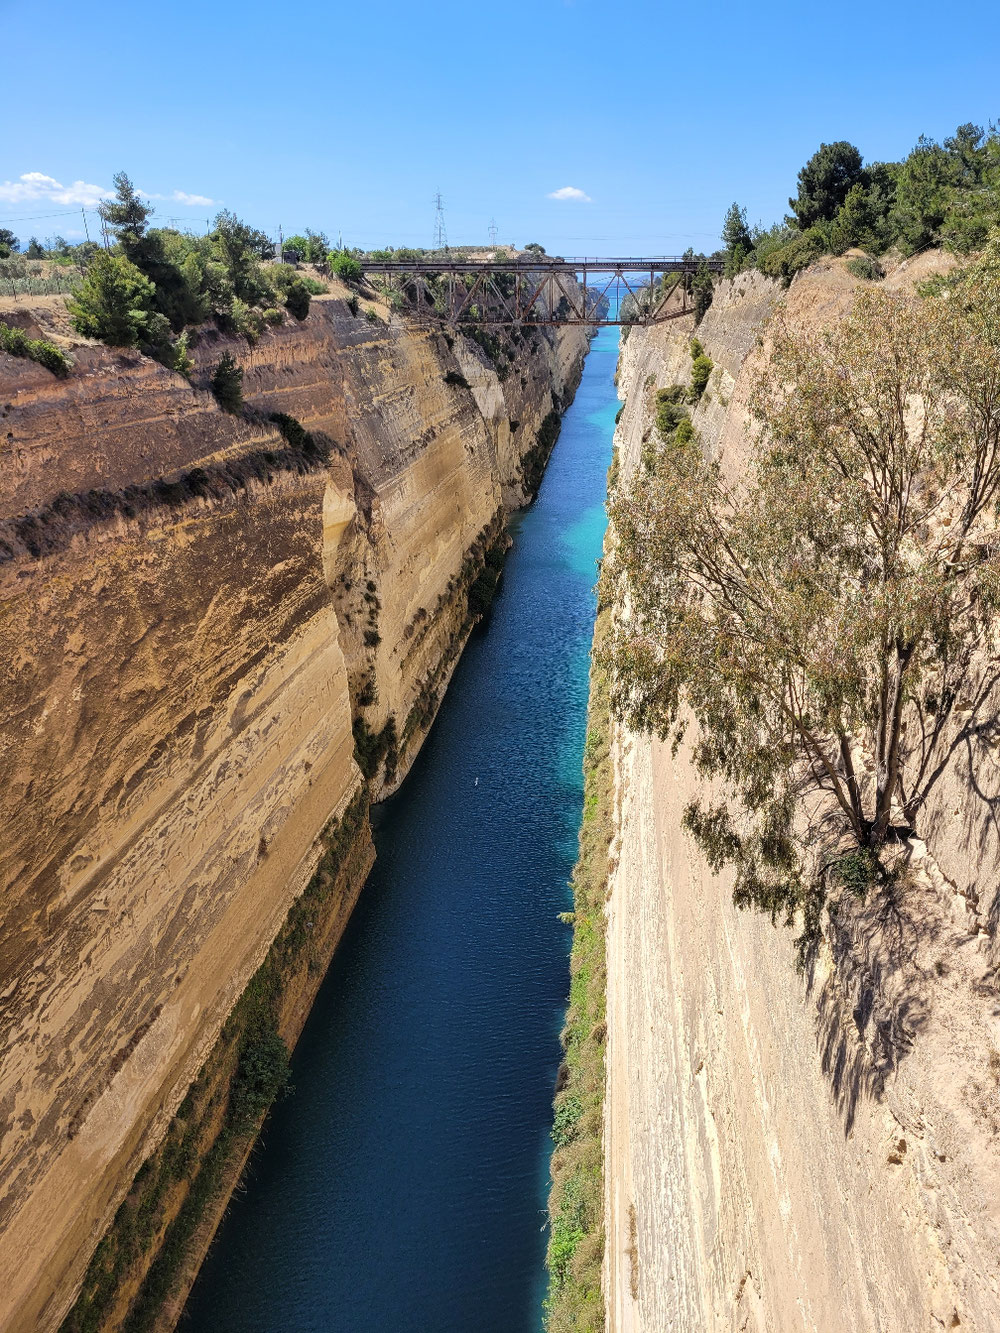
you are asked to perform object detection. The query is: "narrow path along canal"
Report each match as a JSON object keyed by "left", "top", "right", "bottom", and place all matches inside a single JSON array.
[{"left": 182, "top": 322, "right": 620, "bottom": 1333}]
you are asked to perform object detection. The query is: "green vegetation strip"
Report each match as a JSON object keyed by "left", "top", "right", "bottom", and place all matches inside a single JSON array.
[
  {"left": 545, "top": 605, "right": 613, "bottom": 1333},
  {"left": 60, "top": 791, "right": 371, "bottom": 1333},
  {"left": 2, "top": 418, "right": 329, "bottom": 565}
]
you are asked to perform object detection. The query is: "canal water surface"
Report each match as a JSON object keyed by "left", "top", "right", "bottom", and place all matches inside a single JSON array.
[{"left": 182, "top": 322, "right": 619, "bottom": 1332}]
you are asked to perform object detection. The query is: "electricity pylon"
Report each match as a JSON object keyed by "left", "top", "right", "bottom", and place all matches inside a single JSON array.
[{"left": 432, "top": 191, "right": 448, "bottom": 251}]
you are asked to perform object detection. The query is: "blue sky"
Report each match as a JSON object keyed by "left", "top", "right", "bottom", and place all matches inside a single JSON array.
[{"left": 3, "top": 0, "right": 998, "bottom": 255}]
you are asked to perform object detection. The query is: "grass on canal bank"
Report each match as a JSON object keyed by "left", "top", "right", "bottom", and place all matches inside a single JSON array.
[{"left": 545, "top": 604, "right": 613, "bottom": 1333}]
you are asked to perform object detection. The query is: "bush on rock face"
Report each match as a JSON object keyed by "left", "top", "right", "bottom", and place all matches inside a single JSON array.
[
  {"left": 211, "top": 351, "right": 243, "bottom": 413},
  {"left": 0, "top": 321, "right": 70, "bottom": 375}
]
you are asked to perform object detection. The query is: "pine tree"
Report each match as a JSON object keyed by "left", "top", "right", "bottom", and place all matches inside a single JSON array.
[
  {"left": 721, "top": 202, "right": 752, "bottom": 255},
  {"left": 789, "top": 141, "right": 864, "bottom": 229},
  {"left": 67, "top": 252, "right": 157, "bottom": 346},
  {"left": 98, "top": 172, "right": 153, "bottom": 250}
]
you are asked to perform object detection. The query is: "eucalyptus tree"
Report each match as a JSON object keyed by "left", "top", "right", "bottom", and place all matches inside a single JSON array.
[{"left": 604, "top": 247, "right": 1000, "bottom": 949}]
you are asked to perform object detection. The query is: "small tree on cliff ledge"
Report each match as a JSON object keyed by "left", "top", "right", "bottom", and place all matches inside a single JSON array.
[
  {"left": 211, "top": 351, "right": 244, "bottom": 412},
  {"left": 603, "top": 245, "right": 1000, "bottom": 955}
]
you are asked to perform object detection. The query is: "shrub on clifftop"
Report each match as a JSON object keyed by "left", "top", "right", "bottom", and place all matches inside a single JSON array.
[
  {"left": 329, "top": 251, "right": 362, "bottom": 284},
  {"left": 283, "top": 279, "right": 311, "bottom": 321},
  {"left": 68, "top": 252, "right": 158, "bottom": 347}
]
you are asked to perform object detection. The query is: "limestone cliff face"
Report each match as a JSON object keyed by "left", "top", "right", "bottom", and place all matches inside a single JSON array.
[
  {"left": 606, "top": 257, "right": 1000, "bottom": 1332},
  {"left": 0, "top": 289, "right": 588, "bottom": 1332}
]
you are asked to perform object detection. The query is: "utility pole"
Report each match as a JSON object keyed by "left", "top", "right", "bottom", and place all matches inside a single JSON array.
[
  {"left": 278, "top": 224, "right": 283, "bottom": 263},
  {"left": 81, "top": 207, "right": 91, "bottom": 244},
  {"left": 488, "top": 217, "right": 498, "bottom": 247},
  {"left": 432, "top": 190, "right": 448, "bottom": 252}
]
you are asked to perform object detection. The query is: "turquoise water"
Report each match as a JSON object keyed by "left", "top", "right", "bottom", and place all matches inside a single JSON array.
[{"left": 181, "top": 325, "right": 619, "bottom": 1332}]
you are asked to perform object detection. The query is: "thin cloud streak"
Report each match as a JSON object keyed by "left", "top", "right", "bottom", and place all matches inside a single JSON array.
[{"left": 142, "top": 188, "right": 217, "bottom": 207}]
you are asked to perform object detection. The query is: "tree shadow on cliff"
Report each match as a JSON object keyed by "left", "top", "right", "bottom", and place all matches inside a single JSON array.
[
  {"left": 806, "top": 857, "right": 934, "bottom": 1136},
  {"left": 953, "top": 724, "right": 1000, "bottom": 938},
  {"left": 803, "top": 668, "right": 1000, "bottom": 1136}
]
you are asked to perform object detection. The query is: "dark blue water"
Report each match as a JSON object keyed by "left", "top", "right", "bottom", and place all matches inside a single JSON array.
[{"left": 182, "top": 325, "right": 618, "bottom": 1333}]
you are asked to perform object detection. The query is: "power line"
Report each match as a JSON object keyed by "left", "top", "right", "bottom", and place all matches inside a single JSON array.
[{"left": 0, "top": 208, "right": 89, "bottom": 224}]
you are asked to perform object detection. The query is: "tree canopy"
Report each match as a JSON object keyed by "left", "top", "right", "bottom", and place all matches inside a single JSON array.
[
  {"left": 721, "top": 203, "right": 752, "bottom": 264},
  {"left": 284, "top": 230, "right": 328, "bottom": 263},
  {"left": 788, "top": 141, "right": 865, "bottom": 229},
  {"left": 724, "top": 122, "right": 1000, "bottom": 283},
  {"left": 68, "top": 252, "right": 161, "bottom": 347},
  {"left": 98, "top": 172, "right": 153, "bottom": 249},
  {"left": 63, "top": 169, "right": 329, "bottom": 356}
]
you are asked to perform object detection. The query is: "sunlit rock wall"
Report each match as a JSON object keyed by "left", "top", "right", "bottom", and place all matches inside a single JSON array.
[
  {"left": 0, "top": 287, "right": 588, "bottom": 1332},
  {"left": 606, "top": 255, "right": 1000, "bottom": 1332}
]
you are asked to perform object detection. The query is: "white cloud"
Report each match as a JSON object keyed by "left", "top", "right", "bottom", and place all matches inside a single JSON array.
[
  {"left": 547, "top": 186, "right": 592, "bottom": 202},
  {"left": 170, "top": 190, "right": 215, "bottom": 207},
  {"left": 0, "top": 172, "right": 108, "bottom": 206},
  {"left": 0, "top": 172, "right": 216, "bottom": 211}
]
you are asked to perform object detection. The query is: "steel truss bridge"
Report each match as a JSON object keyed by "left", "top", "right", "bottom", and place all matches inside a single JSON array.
[{"left": 358, "top": 255, "right": 725, "bottom": 328}]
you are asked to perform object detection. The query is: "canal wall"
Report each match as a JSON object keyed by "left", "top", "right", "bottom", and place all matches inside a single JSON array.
[
  {"left": 603, "top": 253, "right": 1000, "bottom": 1331},
  {"left": 0, "top": 283, "right": 589, "bottom": 1332}
]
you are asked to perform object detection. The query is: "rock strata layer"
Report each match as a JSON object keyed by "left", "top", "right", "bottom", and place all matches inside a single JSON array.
[{"left": 0, "top": 288, "right": 588, "bottom": 1332}]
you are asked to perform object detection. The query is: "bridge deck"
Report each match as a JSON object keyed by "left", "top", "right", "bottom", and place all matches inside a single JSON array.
[{"left": 360, "top": 255, "right": 724, "bottom": 274}]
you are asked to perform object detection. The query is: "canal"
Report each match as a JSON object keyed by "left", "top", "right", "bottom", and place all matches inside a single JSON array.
[{"left": 182, "top": 322, "right": 619, "bottom": 1332}]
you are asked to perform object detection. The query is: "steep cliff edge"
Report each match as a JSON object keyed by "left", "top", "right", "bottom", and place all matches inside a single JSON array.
[
  {"left": 605, "top": 257, "right": 1000, "bottom": 1332},
  {"left": 0, "top": 287, "right": 588, "bottom": 1332}
]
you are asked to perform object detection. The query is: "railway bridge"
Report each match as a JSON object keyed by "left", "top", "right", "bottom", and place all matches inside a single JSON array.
[{"left": 357, "top": 254, "right": 725, "bottom": 327}]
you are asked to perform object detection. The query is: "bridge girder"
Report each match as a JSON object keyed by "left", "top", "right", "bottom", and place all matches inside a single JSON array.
[{"left": 356, "top": 256, "right": 724, "bottom": 328}]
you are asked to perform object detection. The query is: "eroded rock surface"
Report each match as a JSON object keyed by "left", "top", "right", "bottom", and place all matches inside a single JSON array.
[
  {"left": 0, "top": 290, "right": 588, "bottom": 1332},
  {"left": 606, "top": 257, "right": 1000, "bottom": 1332}
]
